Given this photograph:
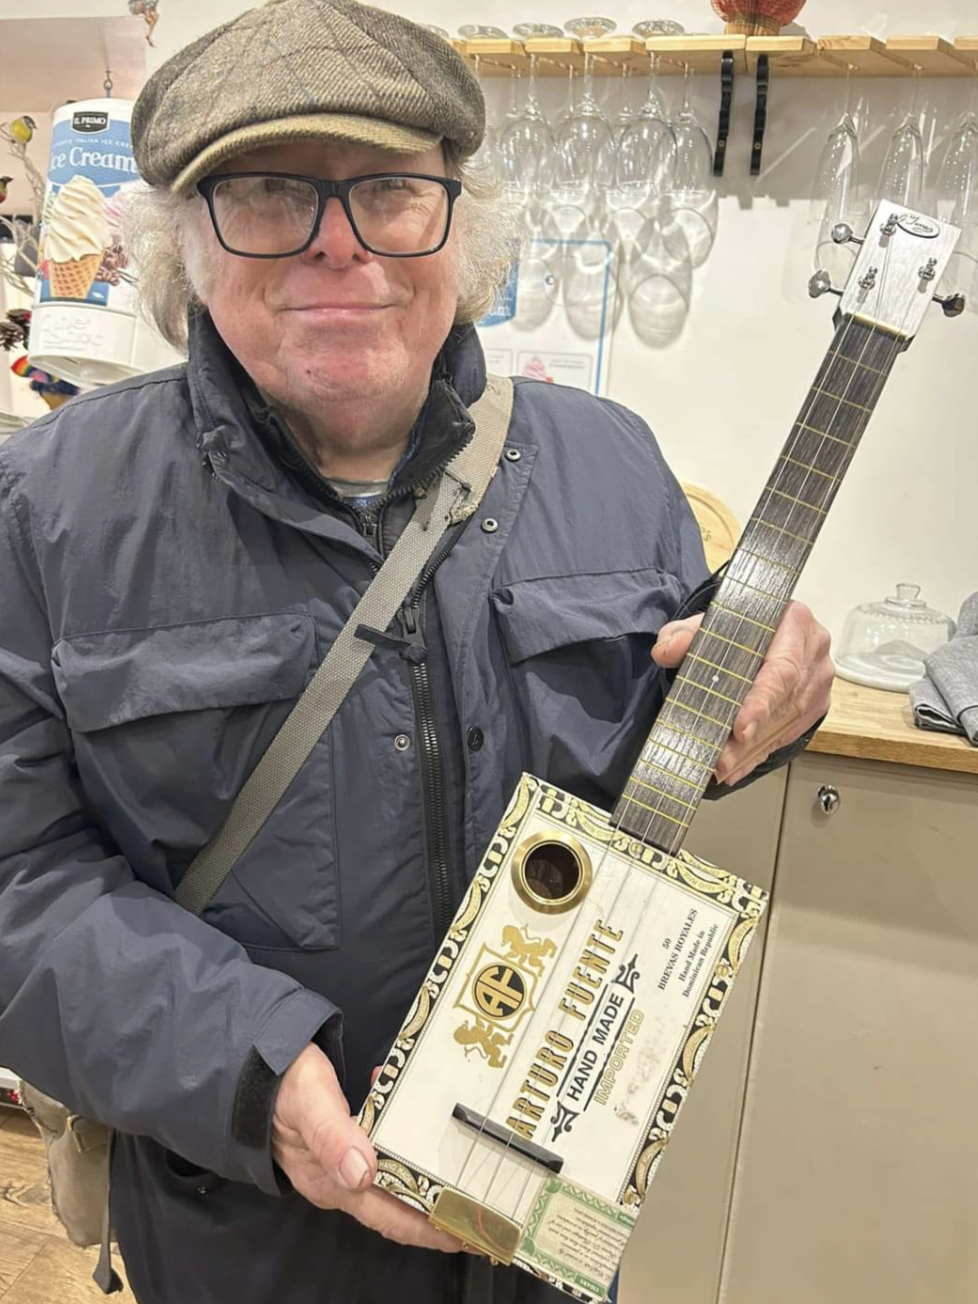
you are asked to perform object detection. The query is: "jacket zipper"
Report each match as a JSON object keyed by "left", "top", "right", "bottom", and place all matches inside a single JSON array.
[
  {"left": 355, "top": 502, "right": 464, "bottom": 941},
  {"left": 398, "top": 525, "right": 468, "bottom": 940}
]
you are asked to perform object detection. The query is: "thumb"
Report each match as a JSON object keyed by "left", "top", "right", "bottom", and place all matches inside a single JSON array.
[
  {"left": 651, "top": 614, "right": 703, "bottom": 668},
  {"left": 278, "top": 1044, "right": 378, "bottom": 1193}
]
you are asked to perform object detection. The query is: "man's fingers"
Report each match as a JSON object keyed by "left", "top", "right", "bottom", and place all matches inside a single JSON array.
[
  {"left": 339, "top": 1186, "right": 463, "bottom": 1253},
  {"left": 651, "top": 614, "right": 703, "bottom": 667}
]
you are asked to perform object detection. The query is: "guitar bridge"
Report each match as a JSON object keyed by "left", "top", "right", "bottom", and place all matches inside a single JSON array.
[{"left": 430, "top": 1187, "right": 523, "bottom": 1264}]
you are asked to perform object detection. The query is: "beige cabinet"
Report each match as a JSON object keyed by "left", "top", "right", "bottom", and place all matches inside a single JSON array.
[
  {"left": 621, "top": 684, "right": 978, "bottom": 1304},
  {"left": 719, "top": 751, "right": 978, "bottom": 1304},
  {"left": 620, "top": 769, "right": 786, "bottom": 1304}
]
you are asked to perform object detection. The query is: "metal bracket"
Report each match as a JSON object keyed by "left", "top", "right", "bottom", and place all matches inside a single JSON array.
[
  {"left": 713, "top": 50, "right": 735, "bottom": 177},
  {"left": 750, "top": 53, "right": 769, "bottom": 177}
]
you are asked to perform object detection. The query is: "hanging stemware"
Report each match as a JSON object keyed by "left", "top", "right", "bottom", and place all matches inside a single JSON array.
[
  {"left": 877, "top": 66, "right": 925, "bottom": 209},
  {"left": 555, "top": 17, "right": 619, "bottom": 194},
  {"left": 499, "top": 30, "right": 558, "bottom": 198}
]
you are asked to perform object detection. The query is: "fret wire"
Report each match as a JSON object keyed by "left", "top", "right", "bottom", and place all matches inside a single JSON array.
[
  {"left": 795, "top": 421, "right": 852, "bottom": 447},
  {"left": 828, "top": 349, "right": 887, "bottom": 376},
  {"left": 779, "top": 454, "right": 841, "bottom": 483},
  {"left": 627, "top": 778, "right": 699, "bottom": 812},
  {"left": 813, "top": 386, "right": 873, "bottom": 413},
  {"left": 747, "top": 517, "right": 815, "bottom": 547},
  {"left": 713, "top": 603, "right": 777, "bottom": 633},
  {"left": 767, "top": 486, "right": 827, "bottom": 515},
  {"left": 686, "top": 652, "right": 755, "bottom": 683},
  {"left": 663, "top": 699, "right": 734, "bottom": 731},
  {"left": 737, "top": 548, "right": 801, "bottom": 575},
  {"left": 620, "top": 792, "right": 690, "bottom": 829},
  {"left": 617, "top": 319, "right": 901, "bottom": 853},
  {"left": 633, "top": 759, "right": 704, "bottom": 791},
  {"left": 648, "top": 727, "right": 720, "bottom": 759},
  {"left": 724, "top": 574, "right": 788, "bottom": 602},
  {"left": 674, "top": 676, "right": 743, "bottom": 708},
  {"left": 697, "top": 628, "right": 765, "bottom": 659}
]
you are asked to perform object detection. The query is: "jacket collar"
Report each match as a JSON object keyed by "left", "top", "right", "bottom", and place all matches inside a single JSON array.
[{"left": 185, "top": 309, "right": 485, "bottom": 510}]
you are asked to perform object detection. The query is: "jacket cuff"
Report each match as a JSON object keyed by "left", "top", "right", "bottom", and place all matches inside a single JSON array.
[{"left": 230, "top": 989, "right": 342, "bottom": 1196}]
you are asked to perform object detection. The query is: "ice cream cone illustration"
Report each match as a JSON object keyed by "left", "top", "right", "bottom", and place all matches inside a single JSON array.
[{"left": 44, "top": 175, "right": 111, "bottom": 301}]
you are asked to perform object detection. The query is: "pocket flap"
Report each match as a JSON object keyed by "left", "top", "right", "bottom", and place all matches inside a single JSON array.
[
  {"left": 53, "top": 612, "right": 316, "bottom": 733},
  {"left": 490, "top": 567, "right": 682, "bottom": 663}
]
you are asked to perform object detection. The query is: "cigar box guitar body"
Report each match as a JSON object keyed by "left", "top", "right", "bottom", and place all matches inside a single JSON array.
[{"left": 358, "top": 202, "right": 963, "bottom": 1302}]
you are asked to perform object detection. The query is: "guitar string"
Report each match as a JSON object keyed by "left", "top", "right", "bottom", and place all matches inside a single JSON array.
[
  {"left": 455, "top": 253, "right": 904, "bottom": 1222},
  {"left": 485, "top": 251, "right": 915, "bottom": 1222},
  {"left": 640, "top": 227, "right": 905, "bottom": 827},
  {"left": 451, "top": 226, "right": 915, "bottom": 1230}
]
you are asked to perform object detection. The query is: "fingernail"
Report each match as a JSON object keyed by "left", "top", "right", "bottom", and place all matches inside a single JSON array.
[
  {"left": 339, "top": 1148, "right": 370, "bottom": 1192},
  {"left": 742, "top": 723, "right": 757, "bottom": 745}
]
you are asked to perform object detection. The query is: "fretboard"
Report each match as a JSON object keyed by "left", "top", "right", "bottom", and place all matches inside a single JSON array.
[{"left": 613, "top": 315, "right": 903, "bottom": 854}]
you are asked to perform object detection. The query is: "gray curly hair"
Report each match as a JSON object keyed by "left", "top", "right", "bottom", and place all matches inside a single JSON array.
[{"left": 123, "top": 144, "right": 522, "bottom": 354}]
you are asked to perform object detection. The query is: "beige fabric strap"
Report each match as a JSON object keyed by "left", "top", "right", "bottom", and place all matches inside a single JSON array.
[{"left": 175, "top": 375, "right": 514, "bottom": 916}]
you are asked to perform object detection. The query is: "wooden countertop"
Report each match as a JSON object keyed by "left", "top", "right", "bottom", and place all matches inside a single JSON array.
[{"left": 807, "top": 677, "right": 978, "bottom": 776}]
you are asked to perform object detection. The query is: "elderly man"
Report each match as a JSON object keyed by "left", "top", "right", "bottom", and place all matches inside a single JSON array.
[{"left": 0, "top": 2, "right": 832, "bottom": 1302}]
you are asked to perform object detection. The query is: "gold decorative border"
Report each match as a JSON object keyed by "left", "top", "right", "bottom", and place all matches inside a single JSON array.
[{"left": 359, "top": 773, "right": 768, "bottom": 1254}]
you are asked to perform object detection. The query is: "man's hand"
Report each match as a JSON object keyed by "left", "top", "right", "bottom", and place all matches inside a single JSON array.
[
  {"left": 272, "top": 1044, "right": 461, "bottom": 1253},
  {"left": 651, "top": 599, "right": 833, "bottom": 786}
]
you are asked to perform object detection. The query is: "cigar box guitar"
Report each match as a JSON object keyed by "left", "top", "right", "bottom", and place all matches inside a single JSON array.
[{"left": 358, "top": 200, "right": 963, "bottom": 1302}]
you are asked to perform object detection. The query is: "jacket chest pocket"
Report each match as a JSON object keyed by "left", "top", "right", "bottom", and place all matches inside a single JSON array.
[
  {"left": 53, "top": 612, "right": 340, "bottom": 953},
  {"left": 489, "top": 567, "right": 682, "bottom": 799}
]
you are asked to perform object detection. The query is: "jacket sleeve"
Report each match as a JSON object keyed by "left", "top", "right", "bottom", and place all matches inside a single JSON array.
[{"left": 0, "top": 458, "right": 339, "bottom": 1194}]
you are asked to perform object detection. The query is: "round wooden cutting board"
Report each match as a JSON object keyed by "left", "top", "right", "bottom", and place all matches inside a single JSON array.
[{"left": 680, "top": 483, "right": 741, "bottom": 572}]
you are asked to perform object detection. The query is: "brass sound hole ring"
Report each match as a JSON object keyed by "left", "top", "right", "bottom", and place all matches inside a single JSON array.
[{"left": 512, "top": 831, "right": 592, "bottom": 914}]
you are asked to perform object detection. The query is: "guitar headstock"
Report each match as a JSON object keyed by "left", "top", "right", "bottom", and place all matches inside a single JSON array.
[{"left": 810, "top": 200, "right": 962, "bottom": 345}]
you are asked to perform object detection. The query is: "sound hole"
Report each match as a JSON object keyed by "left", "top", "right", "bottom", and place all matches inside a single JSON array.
[{"left": 523, "top": 842, "right": 581, "bottom": 903}]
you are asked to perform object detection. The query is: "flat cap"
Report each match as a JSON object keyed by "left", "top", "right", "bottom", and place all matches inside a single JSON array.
[{"left": 131, "top": 0, "right": 485, "bottom": 195}]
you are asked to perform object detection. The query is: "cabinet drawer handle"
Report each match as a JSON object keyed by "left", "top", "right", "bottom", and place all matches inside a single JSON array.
[{"left": 817, "top": 784, "right": 841, "bottom": 814}]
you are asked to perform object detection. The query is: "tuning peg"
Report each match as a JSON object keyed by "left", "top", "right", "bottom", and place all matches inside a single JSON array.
[
  {"left": 808, "top": 271, "right": 842, "bottom": 299},
  {"left": 933, "top": 291, "right": 966, "bottom": 318},
  {"left": 831, "top": 222, "right": 864, "bottom": 247}
]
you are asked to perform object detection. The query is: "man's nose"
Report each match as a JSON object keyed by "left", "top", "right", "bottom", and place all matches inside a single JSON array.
[{"left": 303, "top": 196, "right": 371, "bottom": 266}]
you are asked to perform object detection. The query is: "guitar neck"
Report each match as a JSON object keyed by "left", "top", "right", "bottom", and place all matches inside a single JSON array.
[{"left": 614, "top": 315, "right": 903, "bottom": 854}]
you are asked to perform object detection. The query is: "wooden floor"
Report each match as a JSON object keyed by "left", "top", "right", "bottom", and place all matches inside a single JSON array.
[{"left": 0, "top": 1107, "right": 130, "bottom": 1302}]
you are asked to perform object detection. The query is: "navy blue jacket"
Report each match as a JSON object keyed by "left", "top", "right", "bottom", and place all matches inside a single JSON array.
[{"left": 0, "top": 313, "right": 792, "bottom": 1304}]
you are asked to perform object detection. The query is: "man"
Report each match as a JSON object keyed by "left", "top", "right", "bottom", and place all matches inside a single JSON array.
[{"left": 0, "top": 2, "right": 832, "bottom": 1302}]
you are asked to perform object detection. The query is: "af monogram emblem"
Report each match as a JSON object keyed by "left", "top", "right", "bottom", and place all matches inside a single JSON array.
[
  {"left": 474, "top": 964, "right": 526, "bottom": 1020},
  {"left": 453, "top": 926, "right": 556, "bottom": 1069}
]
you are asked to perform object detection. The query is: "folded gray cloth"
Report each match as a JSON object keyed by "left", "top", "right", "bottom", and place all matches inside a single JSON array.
[{"left": 910, "top": 592, "right": 978, "bottom": 746}]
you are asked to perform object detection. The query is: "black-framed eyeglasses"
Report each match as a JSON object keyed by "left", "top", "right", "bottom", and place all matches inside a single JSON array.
[{"left": 196, "top": 172, "right": 462, "bottom": 259}]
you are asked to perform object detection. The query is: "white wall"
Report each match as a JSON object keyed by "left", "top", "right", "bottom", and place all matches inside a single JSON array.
[{"left": 4, "top": 0, "right": 977, "bottom": 641}]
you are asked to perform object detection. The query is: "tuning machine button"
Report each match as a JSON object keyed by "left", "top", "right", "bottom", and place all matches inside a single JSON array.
[
  {"left": 808, "top": 271, "right": 842, "bottom": 299},
  {"left": 933, "top": 291, "right": 966, "bottom": 318},
  {"left": 831, "top": 222, "right": 864, "bottom": 247}
]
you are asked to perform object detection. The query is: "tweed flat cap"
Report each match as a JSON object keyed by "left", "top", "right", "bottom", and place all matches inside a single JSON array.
[{"left": 131, "top": 0, "right": 485, "bottom": 195}]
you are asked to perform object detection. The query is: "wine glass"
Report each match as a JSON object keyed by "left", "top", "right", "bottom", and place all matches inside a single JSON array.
[
  {"left": 936, "top": 71, "right": 978, "bottom": 228},
  {"left": 501, "top": 26, "right": 563, "bottom": 199},
  {"left": 810, "top": 64, "right": 862, "bottom": 281},
  {"left": 615, "top": 44, "right": 675, "bottom": 200},
  {"left": 663, "top": 63, "right": 716, "bottom": 265},
  {"left": 611, "top": 61, "right": 639, "bottom": 140},
  {"left": 555, "top": 18, "right": 619, "bottom": 194},
  {"left": 877, "top": 67, "right": 925, "bottom": 209},
  {"left": 670, "top": 63, "right": 714, "bottom": 199}
]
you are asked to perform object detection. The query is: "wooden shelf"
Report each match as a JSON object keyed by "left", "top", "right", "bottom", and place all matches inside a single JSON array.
[{"left": 457, "top": 33, "right": 978, "bottom": 79}]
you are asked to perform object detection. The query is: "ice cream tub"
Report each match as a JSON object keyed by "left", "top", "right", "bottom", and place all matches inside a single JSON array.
[{"left": 29, "top": 99, "right": 181, "bottom": 387}]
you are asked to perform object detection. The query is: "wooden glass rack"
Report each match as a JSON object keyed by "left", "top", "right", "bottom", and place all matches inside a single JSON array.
[{"left": 456, "top": 34, "right": 978, "bottom": 78}]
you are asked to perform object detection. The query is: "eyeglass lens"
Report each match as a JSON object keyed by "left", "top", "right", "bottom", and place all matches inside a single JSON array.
[{"left": 209, "top": 175, "right": 451, "bottom": 256}]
